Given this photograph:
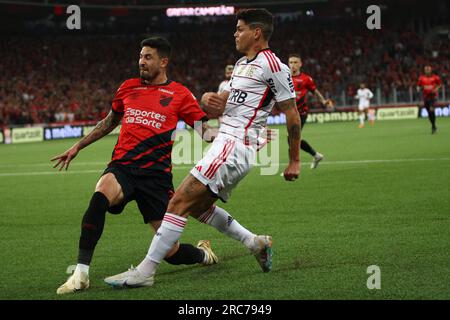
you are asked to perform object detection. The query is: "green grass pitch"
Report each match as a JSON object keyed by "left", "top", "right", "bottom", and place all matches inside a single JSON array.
[{"left": 0, "top": 118, "right": 449, "bottom": 300}]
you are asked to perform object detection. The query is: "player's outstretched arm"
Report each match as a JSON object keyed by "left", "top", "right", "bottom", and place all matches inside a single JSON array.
[
  {"left": 314, "top": 89, "right": 333, "bottom": 109},
  {"left": 50, "top": 111, "right": 123, "bottom": 171},
  {"left": 200, "top": 91, "right": 229, "bottom": 119},
  {"left": 277, "top": 98, "right": 301, "bottom": 181}
]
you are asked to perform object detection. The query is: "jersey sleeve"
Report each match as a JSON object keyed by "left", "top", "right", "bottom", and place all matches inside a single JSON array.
[
  {"left": 263, "top": 63, "right": 296, "bottom": 102},
  {"left": 435, "top": 75, "right": 442, "bottom": 86},
  {"left": 111, "top": 81, "right": 127, "bottom": 113},
  {"left": 179, "top": 90, "right": 207, "bottom": 128},
  {"left": 367, "top": 89, "right": 374, "bottom": 99},
  {"left": 306, "top": 76, "right": 317, "bottom": 92}
]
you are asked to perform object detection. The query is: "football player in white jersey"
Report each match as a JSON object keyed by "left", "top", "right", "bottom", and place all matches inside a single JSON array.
[
  {"left": 105, "top": 8, "right": 301, "bottom": 288},
  {"left": 354, "top": 82, "right": 374, "bottom": 128},
  {"left": 217, "top": 65, "right": 234, "bottom": 94}
]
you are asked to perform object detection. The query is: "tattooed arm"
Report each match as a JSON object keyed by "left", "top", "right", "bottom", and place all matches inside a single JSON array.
[
  {"left": 276, "top": 98, "right": 301, "bottom": 181},
  {"left": 314, "top": 89, "right": 334, "bottom": 109},
  {"left": 51, "top": 111, "right": 123, "bottom": 170}
]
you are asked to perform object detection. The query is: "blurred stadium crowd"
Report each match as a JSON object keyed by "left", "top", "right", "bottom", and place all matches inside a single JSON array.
[{"left": 0, "top": 3, "right": 448, "bottom": 126}]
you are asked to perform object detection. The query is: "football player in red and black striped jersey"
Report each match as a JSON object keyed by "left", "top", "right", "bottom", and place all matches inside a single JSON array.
[
  {"left": 52, "top": 37, "right": 219, "bottom": 294},
  {"left": 417, "top": 65, "right": 442, "bottom": 134},
  {"left": 288, "top": 54, "right": 333, "bottom": 169}
]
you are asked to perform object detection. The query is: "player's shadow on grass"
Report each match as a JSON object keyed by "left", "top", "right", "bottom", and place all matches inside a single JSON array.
[
  {"left": 269, "top": 256, "right": 317, "bottom": 273},
  {"left": 160, "top": 254, "right": 335, "bottom": 276},
  {"left": 269, "top": 256, "right": 373, "bottom": 274},
  {"left": 158, "top": 251, "right": 251, "bottom": 276}
]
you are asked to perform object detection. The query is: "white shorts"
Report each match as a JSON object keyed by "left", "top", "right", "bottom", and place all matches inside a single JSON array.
[
  {"left": 190, "top": 134, "right": 256, "bottom": 202},
  {"left": 358, "top": 104, "right": 370, "bottom": 111}
]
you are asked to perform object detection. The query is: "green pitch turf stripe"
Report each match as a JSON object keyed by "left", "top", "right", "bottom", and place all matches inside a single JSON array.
[{"left": 1, "top": 157, "right": 450, "bottom": 177}]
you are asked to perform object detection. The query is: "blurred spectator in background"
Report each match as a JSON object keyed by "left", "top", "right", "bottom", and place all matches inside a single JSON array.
[{"left": 0, "top": 15, "right": 448, "bottom": 126}]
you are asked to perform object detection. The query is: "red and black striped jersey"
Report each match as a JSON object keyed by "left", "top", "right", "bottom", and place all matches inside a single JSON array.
[
  {"left": 292, "top": 72, "right": 317, "bottom": 115},
  {"left": 417, "top": 74, "right": 441, "bottom": 100},
  {"left": 110, "top": 78, "right": 206, "bottom": 174}
]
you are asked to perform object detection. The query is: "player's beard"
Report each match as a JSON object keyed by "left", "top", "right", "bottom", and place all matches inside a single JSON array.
[{"left": 140, "top": 69, "right": 159, "bottom": 83}]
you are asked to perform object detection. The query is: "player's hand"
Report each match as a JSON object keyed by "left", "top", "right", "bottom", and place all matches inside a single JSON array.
[
  {"left": 50, "top": 145, "right": 80, "bottom": 171},
  {"left": 283, "top": 161, "right": 300, "bottom": 182},
  {"left": 324, "top": 99, "right": 334, "bottom": 110},
  {"left": 201, "top": 92, "right": 226, "bottom": 119}
]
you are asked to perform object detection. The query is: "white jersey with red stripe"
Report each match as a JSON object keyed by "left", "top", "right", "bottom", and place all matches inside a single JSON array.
[
  {"left": 220, "top": 48, "right": 295, "bottom": 143},
  {"left": 190, "top": 48, "right": 294, "bottom": 202}
]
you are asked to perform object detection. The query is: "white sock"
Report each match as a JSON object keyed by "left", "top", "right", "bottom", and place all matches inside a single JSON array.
[
  {"left": 136, "top": 257, "right": 158, "bottom": 278},
  {"left": 197, "top": 206, "right": 256, "bottom": 250},
  {"left": 75, "top": 263, "right": 89, "bottom": 275},
  {"left": 137, "top": 213, "right": 187, "bottom": 278},
  {"left": 359, "top": 114, "right": 365, "bottom": 125}
]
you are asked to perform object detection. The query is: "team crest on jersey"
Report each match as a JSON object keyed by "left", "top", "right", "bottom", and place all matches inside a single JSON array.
[
  {"left": 236, "top": 65, "right": 246, "bottom": 76},
  {"left": 236, "top": 65, "right": 256, "bottom": 77},
  {"left": 160, "top": 95, "right": 173, "bottom": 107}
]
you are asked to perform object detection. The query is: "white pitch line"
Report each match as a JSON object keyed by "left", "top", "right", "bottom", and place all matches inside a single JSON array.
[
  {"left": 0, "top": 170, "right": 103, "bottom": 177},
  {"left": 1, "top": 157, "right": 450, "bottom": 177},
  {"left": 1, "top": 157, "right": 450, "bottom": 169},
  {"left": 313, "top": 157, "right": 450, "bottom": 165},
  {"left": 0, "top": 161, "right": 107, "bottom": 168}
]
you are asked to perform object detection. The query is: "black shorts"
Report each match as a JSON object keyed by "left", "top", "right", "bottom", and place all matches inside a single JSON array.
[
  {"left": 300, "top": 113, "right": 308, "bottom": 129},
  {"left": 424, "top": 98, "right": 436, "bottom": 111},
  {"left": 102, "top": 164, "right": 174, "bottom": 224}
]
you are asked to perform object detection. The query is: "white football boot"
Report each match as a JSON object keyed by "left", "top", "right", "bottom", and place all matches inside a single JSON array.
[
  {"left": 56, "top": 270, "right": 90, "bottom": 295},
  {"left": 251, "top": 235, "right": 273, "bottom": 273},
  {"left": 311, "top": 152, "right": 324, "bottom": 169},
  {"left": 104, "top": 266, "right": 154, "bottom": 288}
]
